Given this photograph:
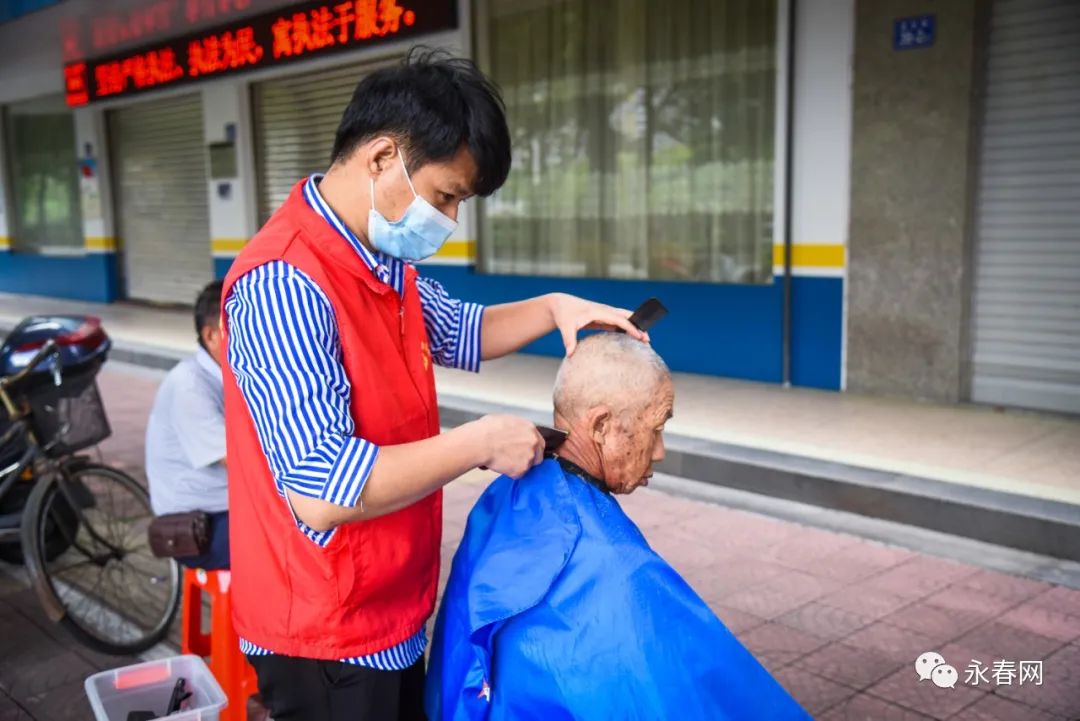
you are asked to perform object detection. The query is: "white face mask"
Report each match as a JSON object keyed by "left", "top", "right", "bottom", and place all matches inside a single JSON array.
[{"left": 367, "top": 150, "right": 458, "bottom": 262}]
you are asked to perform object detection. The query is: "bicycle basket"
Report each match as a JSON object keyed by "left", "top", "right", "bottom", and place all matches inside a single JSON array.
[{"left": 27, "top": 374, "right": 111, "bottom": 457}]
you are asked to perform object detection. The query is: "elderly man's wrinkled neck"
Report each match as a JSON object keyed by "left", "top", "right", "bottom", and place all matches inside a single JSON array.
[
  {"left": 553, "top": 409, "right": 605, "bottom": 480},
  {"left": 555, "top": 378, "right": 674, "bottom": 495}
]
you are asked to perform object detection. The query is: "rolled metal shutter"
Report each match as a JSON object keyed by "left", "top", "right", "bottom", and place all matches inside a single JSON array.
[
  {"left": 110, "top": 93, "right": 212, "bottom": 305},
  {"left": 970, "top": 0, "right": 1080, "bottom": 414},
  {"left": 253, "top": 59, "right": 396, "bottom": 223}
]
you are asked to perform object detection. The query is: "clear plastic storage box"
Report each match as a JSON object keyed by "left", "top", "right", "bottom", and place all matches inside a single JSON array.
[{"left": 84, "top": 655, "right": 227, "bottom": 721}]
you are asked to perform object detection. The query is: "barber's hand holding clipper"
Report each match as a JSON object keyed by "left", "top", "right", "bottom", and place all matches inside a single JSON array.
[{"left": 472, "top": 414, "right": 546, "bottom": 479}]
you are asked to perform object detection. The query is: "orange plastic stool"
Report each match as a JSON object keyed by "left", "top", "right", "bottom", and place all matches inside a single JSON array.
[{"left": 180, "top": 567, "right": 259, "bottom": 721}]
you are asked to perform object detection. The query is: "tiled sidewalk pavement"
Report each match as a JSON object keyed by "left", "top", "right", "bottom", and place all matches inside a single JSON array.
[
  {"left": 2, "top": 364, "right": 1079, "bottom": 720},
  {"left": 0, "top": 573, "right": 141, "bottom": 720}
]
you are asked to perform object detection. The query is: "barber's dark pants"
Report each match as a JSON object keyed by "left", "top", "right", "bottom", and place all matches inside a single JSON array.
[
  {"left": 247, "top": 654, "right": 427, "bottom": 721},
  {"left": 176, "top": 511, "right": 230, "bottom": 570}
]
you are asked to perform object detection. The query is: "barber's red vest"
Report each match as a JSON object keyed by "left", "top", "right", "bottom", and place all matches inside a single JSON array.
[{"left": 220, "top": 181, "right": 442, "bottom": 659}]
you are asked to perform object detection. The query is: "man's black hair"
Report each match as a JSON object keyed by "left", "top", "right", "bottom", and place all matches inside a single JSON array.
[
  {"left": 331, "top": 46, "right": 511, "bottom": 197},
  {"left": 194, "top": 280, "right": 223, "bottom": 351}
]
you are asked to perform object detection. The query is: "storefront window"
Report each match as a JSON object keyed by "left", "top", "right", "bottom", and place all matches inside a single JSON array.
[
  {"left": 479, "top": 0, "right": 778, "bottom": 284},
  {"left": 4, "top": 95, "right": 83, "bottom": 253}
]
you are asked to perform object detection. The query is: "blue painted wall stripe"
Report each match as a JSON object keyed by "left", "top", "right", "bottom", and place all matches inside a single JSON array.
[
  {"left": 15, "top": 253, "right": 842, "bottom": 391},
  {"left": 0, "top": 253, "right": 119, "bottom": 303},
  {"left": 419, "top": 266, "right": 843, "bottom": 391}
]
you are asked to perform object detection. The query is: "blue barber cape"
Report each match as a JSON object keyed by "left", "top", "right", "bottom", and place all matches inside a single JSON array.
[{"left": 425, "top": 459, "right": 810, "bottom": 721}]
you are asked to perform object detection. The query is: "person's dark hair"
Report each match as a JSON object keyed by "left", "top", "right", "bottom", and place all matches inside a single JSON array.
[
  {"left": 331, "top": 46, "right": 511, "bottom": 197},
  {"left": 194, "top": 280, "right": 223, "bottom": 350}
]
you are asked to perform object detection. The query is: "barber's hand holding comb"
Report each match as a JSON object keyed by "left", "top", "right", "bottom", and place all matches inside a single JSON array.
[{"left": 548, "top": 293, "right": 650, "bottom": 355}]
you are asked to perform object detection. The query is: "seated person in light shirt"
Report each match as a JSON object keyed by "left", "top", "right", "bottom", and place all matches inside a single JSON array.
[
  {"left": 146, "top": 281, "right": 230, "bottom": 570},
  {"left": 426, "top": 333, "right": 809, "bottom": 721}
]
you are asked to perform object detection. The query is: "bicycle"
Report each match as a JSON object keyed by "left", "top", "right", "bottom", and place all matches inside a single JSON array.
[{"left": 0, "top": 335, "right": 181, "bottom": 656}]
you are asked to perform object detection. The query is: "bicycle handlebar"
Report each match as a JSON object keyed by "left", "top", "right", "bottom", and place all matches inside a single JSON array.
[{"left": 0, "top": 340, "right": 59, "bottom": 389}]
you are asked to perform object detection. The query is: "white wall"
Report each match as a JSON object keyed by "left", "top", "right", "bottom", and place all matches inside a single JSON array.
[
  {"left": 202, "top": 78, "right": 257, "bottom": 259},
  {"left": 73, "top": 107, "right": 117, "bottom": 250},
  {"left": 791, "top": 0, "right": 854, "bottom": 261}
]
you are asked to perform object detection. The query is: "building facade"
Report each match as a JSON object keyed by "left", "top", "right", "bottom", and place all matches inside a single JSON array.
[{"left": 0, "top": 0, "right": 1075, "bottom": 415}]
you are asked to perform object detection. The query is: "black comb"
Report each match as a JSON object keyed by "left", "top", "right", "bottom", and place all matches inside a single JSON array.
[{"left": 624, "top": 297, "right": 668, "bottom": 333}]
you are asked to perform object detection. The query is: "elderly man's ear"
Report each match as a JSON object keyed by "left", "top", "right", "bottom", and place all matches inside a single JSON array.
[{"left": 586, "top": 406, "right": 612, "bottom": 443}]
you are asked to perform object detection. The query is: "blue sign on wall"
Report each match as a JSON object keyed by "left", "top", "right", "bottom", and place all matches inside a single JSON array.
[{"left": 894, "top": 15, "right": 936, "bottom": 51}]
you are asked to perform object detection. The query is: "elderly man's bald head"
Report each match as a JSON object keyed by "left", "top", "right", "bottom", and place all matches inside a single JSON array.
[
  {"left": 552, "top": 333, "right": 673, "bottom": 494},
  {"left": 553, "top": 333, "right": 670, "bottom": 421}
]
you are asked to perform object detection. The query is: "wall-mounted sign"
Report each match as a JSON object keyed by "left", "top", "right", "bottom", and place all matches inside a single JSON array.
[
  {"left": 78, "top": 150, "right": 102, "bottom": 222},
  {"left": 64, "top": 0, "right": 458, "bottom": 107},
  {"left": 209, "top": 141, "right": 238, "bottom": 179},
  {"left": 62, "top": 0, "right": 257, "bottom": 60},
  {"left": 894, "top": 15, "right": 935, "bottom": 51}
]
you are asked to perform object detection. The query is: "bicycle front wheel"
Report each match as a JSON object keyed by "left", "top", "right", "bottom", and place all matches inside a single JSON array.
[{"left": 21, "top": 462, "right": 181, "bottom": 655}]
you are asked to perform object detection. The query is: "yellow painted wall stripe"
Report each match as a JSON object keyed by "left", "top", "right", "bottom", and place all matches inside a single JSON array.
[
  {"left": 211, "top": 237, "right": 249, "bottom": 254},
  {"left": 433, "top": 239, "right": 475, "bottom": 260},
  {"left": 207, "top": 236, "right": 844, "bottom": 270},
  {"left": 773, "top": 244, "right": 845, "bottom": 268},
  {"left": 436, "top": 241, "right": 842, "bottom": 267},
  {"left": 84, "top": 236, "right": 116, "bottom": 251},
  {"left": 211, "top": 237, "right": 478, "bottom": 259}
]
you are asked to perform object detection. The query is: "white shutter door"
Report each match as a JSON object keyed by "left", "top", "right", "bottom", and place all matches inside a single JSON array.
[
  {"left": 253, "top": 59, "right": 396, "bottom": 223},
  {"left": 110, "top": 93, "right": 212, "bottom": 305},
  {"left": 970, "top": 0, "right": 1080, "bottom": 414}
]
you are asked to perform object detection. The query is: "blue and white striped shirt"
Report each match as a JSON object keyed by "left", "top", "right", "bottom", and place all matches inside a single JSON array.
[{"left": 226, "top": 175, "right": 484, "bottom": 670}]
